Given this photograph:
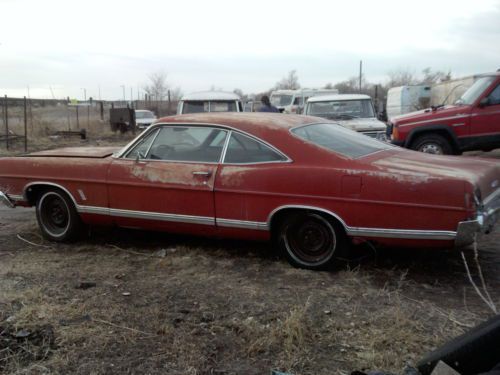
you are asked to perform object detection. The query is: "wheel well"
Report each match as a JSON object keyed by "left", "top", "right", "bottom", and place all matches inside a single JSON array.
[
  {"left": 269, "top": 207, "right": 347, "bottom": 239},
  {"left": 408, "top": 129, "right": 458, "bottom": 152},
  {"left": 25, "top": 184, "right": 74, "bottom": 207}
]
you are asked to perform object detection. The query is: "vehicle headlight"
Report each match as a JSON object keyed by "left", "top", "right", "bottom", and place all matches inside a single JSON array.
[
  {"left": 376, "top": 132, "right": 388, "bottom": 142},
  {"left": 474, "top": 188, "right": 485, "bottom": 225}
]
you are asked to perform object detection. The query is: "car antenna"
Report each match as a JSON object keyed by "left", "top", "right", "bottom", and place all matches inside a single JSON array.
[{"left": 431, "top": 83, "right": 464, "bottom": 111}]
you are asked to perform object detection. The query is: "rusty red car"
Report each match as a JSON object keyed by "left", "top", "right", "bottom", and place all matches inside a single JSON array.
[{"left": 0, "top": 113, "right": 499, "bottom": 269}]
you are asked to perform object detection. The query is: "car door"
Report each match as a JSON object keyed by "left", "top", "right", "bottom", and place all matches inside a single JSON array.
[
  {"left": 107, "top": 125, "right": 228, "bottom": 234},
  {"left": 470, "top": 82, "right": 500, "bottom": 148},
  {"left": 214, "top": 131, "right": 291, "bottom": 237}
]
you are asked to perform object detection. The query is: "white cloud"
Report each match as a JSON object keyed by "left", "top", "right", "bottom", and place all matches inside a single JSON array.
[{"left": 0, "top": 0, "right": 499, "bottom": 98}]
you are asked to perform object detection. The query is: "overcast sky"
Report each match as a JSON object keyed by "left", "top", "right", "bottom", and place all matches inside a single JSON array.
[{"left": 1, "top": 0, "right": 499, "bottom": 99}]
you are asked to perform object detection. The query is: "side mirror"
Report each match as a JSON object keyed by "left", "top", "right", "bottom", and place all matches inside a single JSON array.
[{"left": 479, "top": 97, "right": 490, "bottom": 108}]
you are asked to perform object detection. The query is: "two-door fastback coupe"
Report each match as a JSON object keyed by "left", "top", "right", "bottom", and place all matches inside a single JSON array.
[{"left": 0, "top": 113, "right": 499, "bottom": 269}]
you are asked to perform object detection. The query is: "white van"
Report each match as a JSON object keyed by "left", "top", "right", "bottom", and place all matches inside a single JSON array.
[
  {"left": 177, "top": 91, "right": 243, "bottom": 114},
  {"left": 304, "top": 94, "right": 387, "bottom": 141},
  {"left": 386, "top": 85, "right": 431, "bottom": 120},
  {"left": 270, "top": 88, "right": 339, "bottom": 114}
]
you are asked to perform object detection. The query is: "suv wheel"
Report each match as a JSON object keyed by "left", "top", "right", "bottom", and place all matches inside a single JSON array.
[{"left": 411, "top": 134, "right": 453, "bottom": 155}]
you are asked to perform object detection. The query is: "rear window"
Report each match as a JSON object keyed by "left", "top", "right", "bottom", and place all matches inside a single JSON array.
[{"left": 291, "top": 123, "right": 393, "bottom": 158}]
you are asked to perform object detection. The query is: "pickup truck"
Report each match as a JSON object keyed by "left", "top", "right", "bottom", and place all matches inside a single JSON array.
[{"left": 389, "top": 71, "right": 500, "bottom": 154}]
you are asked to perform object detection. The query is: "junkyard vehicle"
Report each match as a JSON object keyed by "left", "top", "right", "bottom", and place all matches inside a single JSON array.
[
  {"left": 177, "top": 91, "right": 242, "bottom": 114},
  {"left": 109, "top": 107, "right": 136, "bottom": 133},
  {"left": 270, "top": 88, "right": 339, "bottom": 114},
  {"left": 389, "top": 71, "right": 500, "bottom": 154},
  {"left": 243, "top": 100, "right": 263, "bottom": 112},
  {"left": 135, "top": 110, "right": 157, "bottom": 129},
  {"left": 304, "top": 94, "right": 388, "bottom": 141},
  {"left": 0, "top": 113, "right": 499, "bottom": 270}
]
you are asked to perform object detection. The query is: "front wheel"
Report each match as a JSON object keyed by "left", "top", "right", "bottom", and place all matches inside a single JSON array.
[
  {"left": 279, "top": 212, "right": 343, "bottom": 270},
  {"left": 411, "top": 134, "right": 453, "bottom": 155},
  {"left": 36, "top": 189, "right": 83, "bottom": 242}
]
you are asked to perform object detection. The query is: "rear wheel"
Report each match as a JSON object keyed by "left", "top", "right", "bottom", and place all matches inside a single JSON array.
[
  {"left": 36, "top": 189, "right": 83, "bottom": 242},
  {"left": 411, "top": 134, "right": 453, "bottom": 155},
  {"left": 279, "top": 212, "right": 343, "bottom": 270}
]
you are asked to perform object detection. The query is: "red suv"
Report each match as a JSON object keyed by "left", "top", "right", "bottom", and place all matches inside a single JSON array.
[{"left": 390, "top": 72, "right": 500, "bottom": 154}]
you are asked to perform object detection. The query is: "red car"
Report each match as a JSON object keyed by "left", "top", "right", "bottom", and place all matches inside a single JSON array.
[
  {"left": 390, "top": 71, "right": 500, "bottom": 154},
  {"left": 0, "top": 113, "right": 499, "bottom": 269}
]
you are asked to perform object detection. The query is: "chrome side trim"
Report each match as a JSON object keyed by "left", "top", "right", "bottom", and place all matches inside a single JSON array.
[
  {"left": 346, "top": 227, "right": 456, "bottom": 240},
  {"left": 267, "top": 204, "right": 457, "bottom": 240},
  {"left": 216, "top": 218, "right": 268, "bottom": 230},
  {"left": 9, "top": 194, "right": 24, "bottom": 201},
  {"left": 78, "top": 205, "right": 214, "bottom": 226}
]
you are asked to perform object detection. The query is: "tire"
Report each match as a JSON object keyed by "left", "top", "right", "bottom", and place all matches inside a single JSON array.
[
  {"left": 411, "top": 134, "right": 453, "bottom": 155},
  {"left": 35, "top": 189, "right": 83, "bottom": 242},
  {"left": 279, "top": 212, "right": 343, "bottom": 270},
  {"left": 417, "top": 314, "right": 500, "bottom": 375}
]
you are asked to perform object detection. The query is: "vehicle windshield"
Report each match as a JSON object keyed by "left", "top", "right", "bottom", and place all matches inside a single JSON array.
[
  {"left": 307, "top": 99, "right": 375, "bottom": 119},
  {"left": 135, "top": 111, "right": 154, "bottom": 119},
  {"left": 455, "top": 76, "right": 496, "bottom": 105},
  {"left": 292, "top": 123, "right": 393, "bottom": 158},
  {"left": 271, "top": 95, "right": 293, "bottom": 107}
]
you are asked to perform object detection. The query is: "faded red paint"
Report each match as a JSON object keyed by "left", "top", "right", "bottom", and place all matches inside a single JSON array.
[{"left": 0, "top": 113, "right": 498, "bottom": 249}]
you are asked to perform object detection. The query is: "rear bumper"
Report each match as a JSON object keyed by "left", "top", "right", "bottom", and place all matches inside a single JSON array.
[
  {"left": 456, "top": 189, "right": 500, "bottom": 247},
  {"left": 0, "top": 191, "right": 16, "bottom": 208}
]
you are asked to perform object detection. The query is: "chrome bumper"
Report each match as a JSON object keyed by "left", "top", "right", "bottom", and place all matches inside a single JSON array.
[
  {"left": 0, "top": 191, "right": 16, "bottom": 208},
  {"left": 456, "top": 189, "right": 500, "bottom": 247}
]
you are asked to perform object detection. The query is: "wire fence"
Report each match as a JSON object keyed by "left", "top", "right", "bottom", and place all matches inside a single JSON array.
[{"left": 0, "top": 96, "right": 177, "bottom": 152}]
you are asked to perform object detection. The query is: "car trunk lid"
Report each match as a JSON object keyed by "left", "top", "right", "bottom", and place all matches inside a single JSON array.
[{"left": 25, "top": 147, "right": 121, "bottom": 158}]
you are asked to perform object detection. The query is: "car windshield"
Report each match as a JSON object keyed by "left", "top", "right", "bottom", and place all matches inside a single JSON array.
[
  {"left": 292, "top": 123, "right": 393, "bottom": 158},
  {"left": 271, "top": 95, "right": 293, "bottom": 107},
  {"left": 307, "top": 99, "right": 375, "bottom": 119},
  {"left": 135, "top": 111, "right": 154, "bottom": 119},
  {"left": 455, "top": 76, "right": 496, "bottom": 105}
]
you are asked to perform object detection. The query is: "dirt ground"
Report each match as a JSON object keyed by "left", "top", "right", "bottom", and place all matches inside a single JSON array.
[{"left": 0, "top": 134, "right": 499, "bottom": 375}]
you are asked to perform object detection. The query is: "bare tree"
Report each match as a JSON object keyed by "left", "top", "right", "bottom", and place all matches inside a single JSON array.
[
  {"left": 323, "top": 82, "right": 334, "bottom": 89},
  {"left": 421, "top": 67, "right": 452, "bottom": 84},
  {"left": 386, "top": 68, "right": 417, "bottom": 88},
  {"left": 169, "top": 87, "right": 183, "bottom": 101},
  {"left": 144, "top": 71, "right": 169, "bottom": 100},
  {"left": 275, "top": 70, "right": 301, "bottom": 90}
]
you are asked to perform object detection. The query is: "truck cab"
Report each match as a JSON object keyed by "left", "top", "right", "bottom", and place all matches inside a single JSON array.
[
  {"left": 390, "top": 72, "right": 500, "bottom": 154},
  {"left": 304, "top": 94, "right": 388, "bottom": 141},
  {"left": 177, "top": 91, "right": 243, "bottom": 114},
  {"left": 270, "top": 88, "right": 339, "bottom": 114}
]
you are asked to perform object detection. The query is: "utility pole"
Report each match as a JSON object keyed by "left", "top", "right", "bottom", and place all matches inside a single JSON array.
[
  {"left": 81, "top": 88, "right": 87, "bottom": 101},
  {"left": 121, "top": 85, "right": 125, "bottom": 103},
  {"left": 359, "top": 60, "right": 363, "bottom": 93}
]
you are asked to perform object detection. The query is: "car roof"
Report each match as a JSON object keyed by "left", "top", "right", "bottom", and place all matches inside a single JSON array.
[
  {"left": 307, "top": 94, "right": 371, "bottom": 102},
  {"left": 181, "top": 91, "right": 241, "bottom": 101}
]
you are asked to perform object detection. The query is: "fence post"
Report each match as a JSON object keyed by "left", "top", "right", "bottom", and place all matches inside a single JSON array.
[
  {"left": 24, "top": 96, "right": 28, "bottom": 152},
  {"left": 4, "top": 95, "right": 9, "bottom": 150},
  {"left": 76, "top": 105, "right": 80, "bottom": 129},
  {"left": 100, "top": 101, "right": 104, "bottom": 120}
]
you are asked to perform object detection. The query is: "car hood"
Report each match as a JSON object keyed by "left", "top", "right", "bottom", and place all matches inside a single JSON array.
[
  {"left": 370, "top": 149, "right": 500, "bottom": 200},
  {"left": 391, "top": 105, "right": 468, "bottom": 124},
  {"left": 334, "top": 117, "right": 387, "bottom": 132},
  {"left": 26, "top": 147, "right": 121, "bottom": 158}
]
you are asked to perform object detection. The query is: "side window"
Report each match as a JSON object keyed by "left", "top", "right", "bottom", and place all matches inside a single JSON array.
[
  {"left": 147, "top": 127, "right": 228, "bottom": 163},
  {"left": 125, "top": 129, "right": 159, "bottom": 159},
  {"left": 182, "top": 101, "right": 208, "bottom": 114},
  {"left": 488, "top": 84, "right": 500, "bottom": 105},
  {"left": 224, "top": 132, "right": 286, "bottom": 164}
]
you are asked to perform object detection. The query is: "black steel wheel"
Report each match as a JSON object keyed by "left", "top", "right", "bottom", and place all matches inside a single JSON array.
[
  {"left": 36, "top": 189, "right": 83, "bottom": 242},
  {"left": 280, "top": 212, "right": 342, "bottom": 270}
]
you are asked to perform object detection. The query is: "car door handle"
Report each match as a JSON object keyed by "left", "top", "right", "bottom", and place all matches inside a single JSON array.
[{"left": 192, "top": 171, "right": 212, "bottom": 177}]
